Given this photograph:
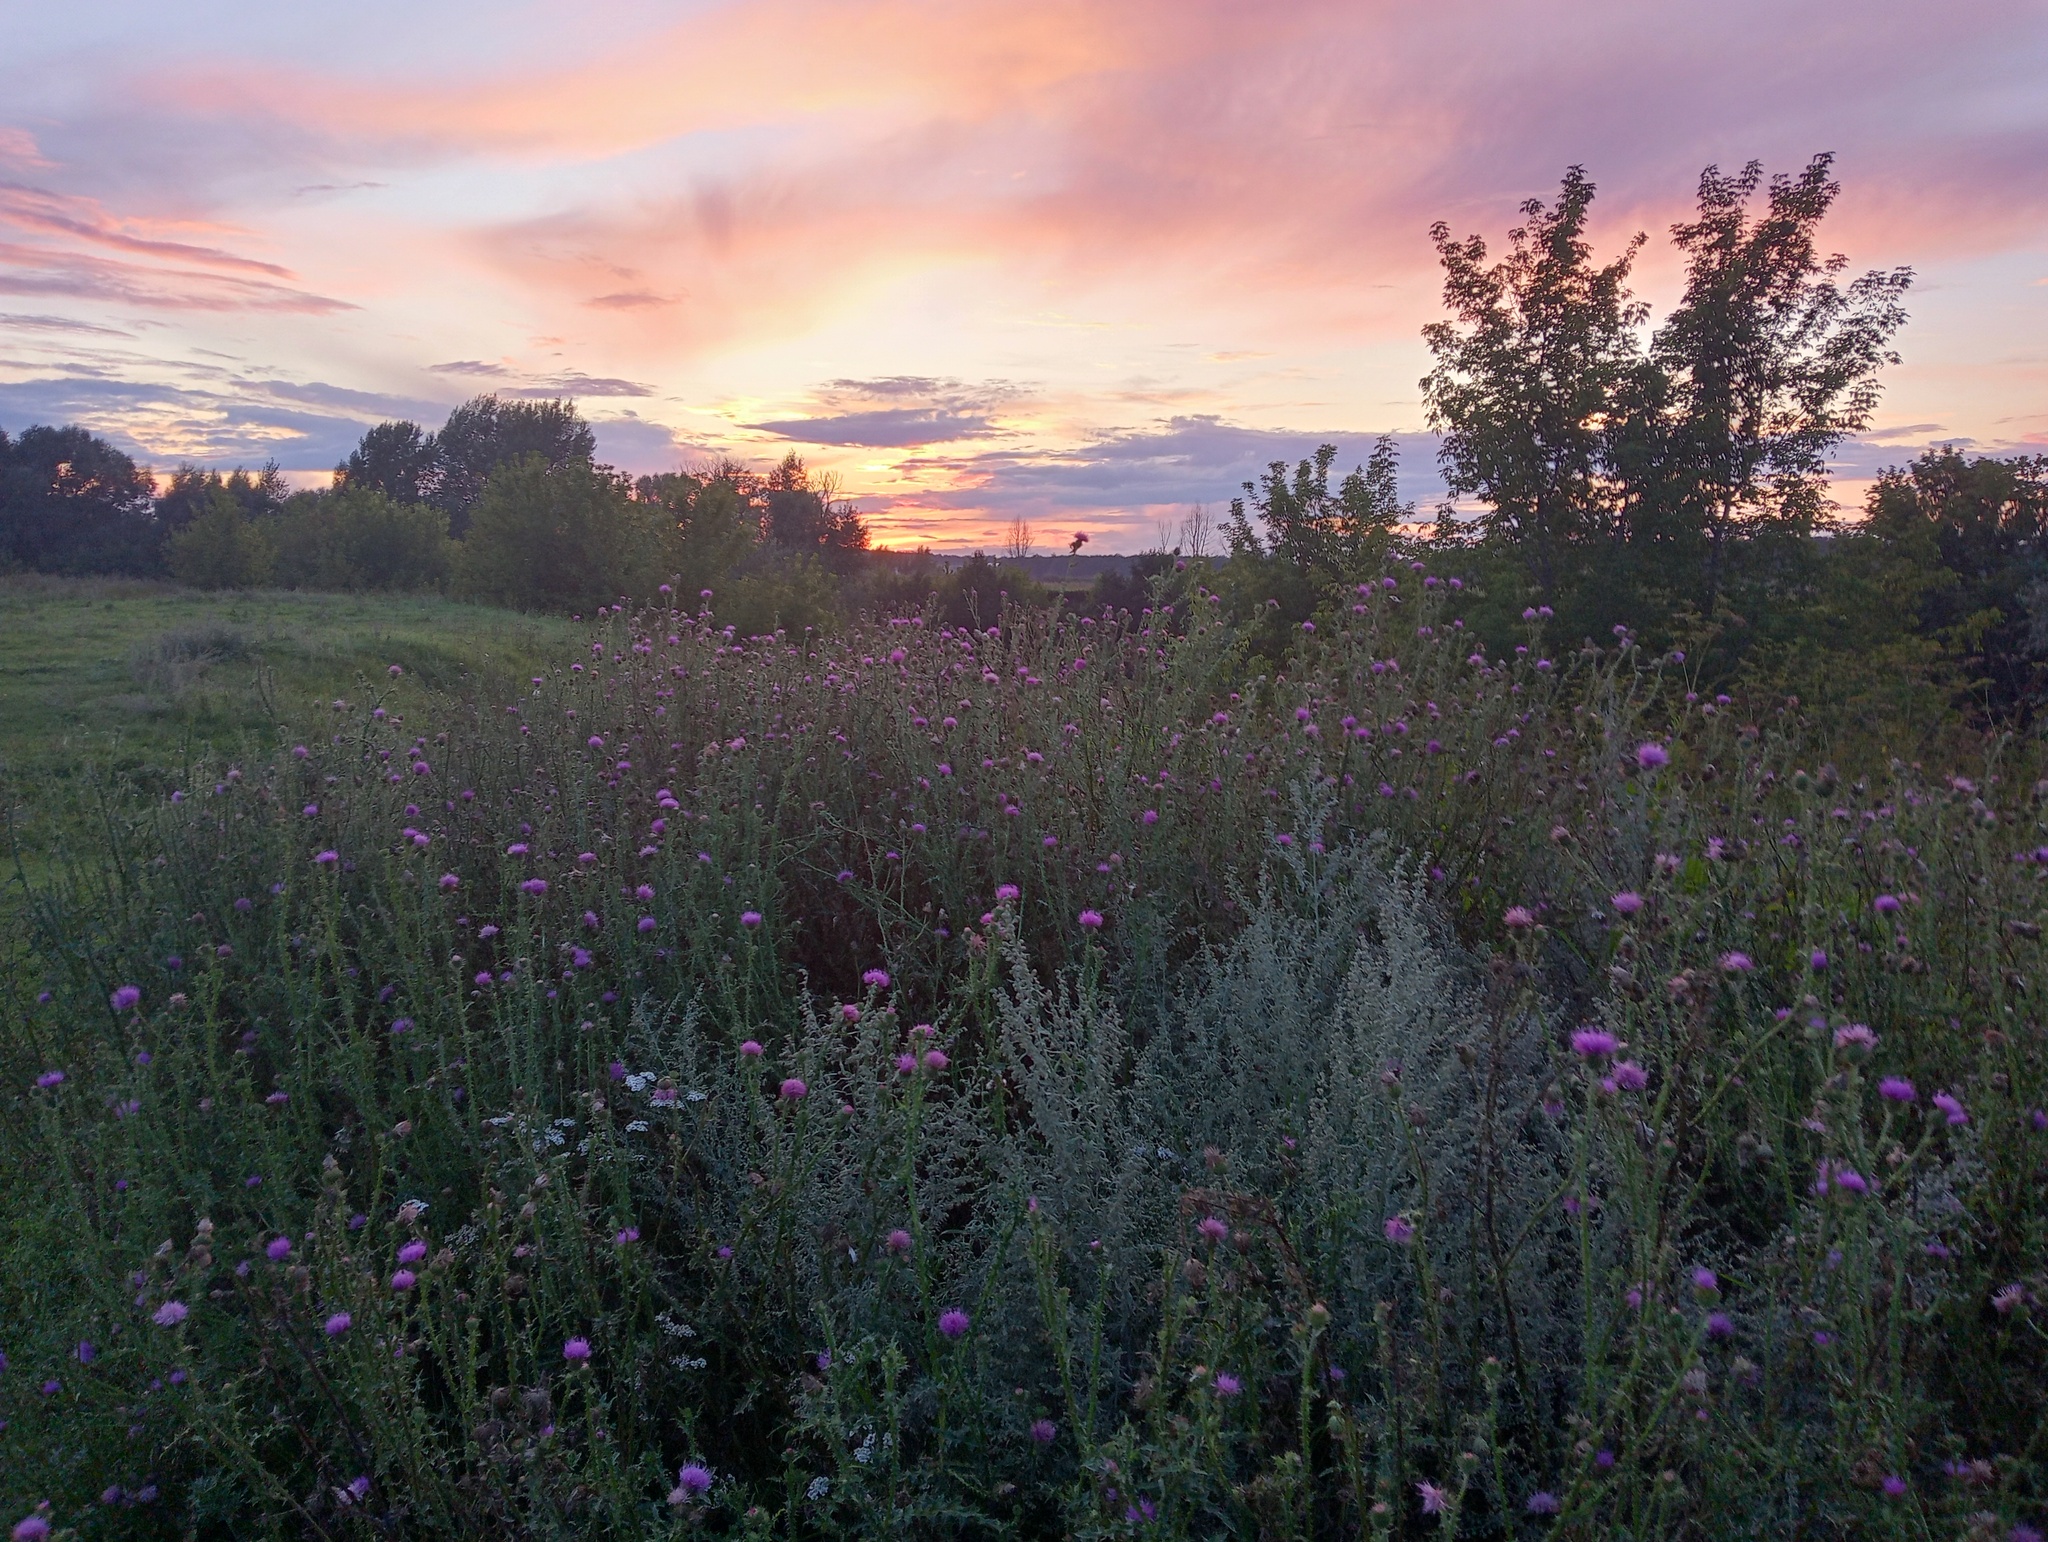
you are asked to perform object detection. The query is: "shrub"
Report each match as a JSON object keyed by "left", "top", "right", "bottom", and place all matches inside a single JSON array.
[
  {"left": 271, "top": 488, "right": 453, "bottom": 592},
  {"left": 455, "top": 455, "right": 665, "bottom": 612},
  {"left": 163, "top": 487, "right": 275, "bottom": 589}
]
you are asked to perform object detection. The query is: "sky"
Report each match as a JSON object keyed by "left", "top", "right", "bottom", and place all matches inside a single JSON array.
[{"left": 1, "top": 0, "right": 2044, "bottom": 551}]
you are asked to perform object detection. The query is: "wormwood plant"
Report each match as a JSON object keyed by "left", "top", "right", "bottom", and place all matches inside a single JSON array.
[{"left": 2, "top": 570, "right": 2044, "bottom": 1538}]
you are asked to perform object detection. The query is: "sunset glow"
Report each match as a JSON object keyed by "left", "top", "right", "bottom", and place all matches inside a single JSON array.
[{"left": 4, "top": 0, "right": 2044, "bottom": 548}]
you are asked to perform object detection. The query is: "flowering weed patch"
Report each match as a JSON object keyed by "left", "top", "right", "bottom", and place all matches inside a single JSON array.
[{"left": 2, "top": 570, "right": 2044, "bottom": 1538}]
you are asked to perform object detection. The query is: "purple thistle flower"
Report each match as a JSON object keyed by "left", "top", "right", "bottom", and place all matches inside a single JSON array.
[
  {"left": 885, "top": 1229, "right": 913, "bottom": 1253},
  {"left": 1418, "top": 1481, "right": 1449, "bottom": 1514},
  {"left": 390, "top": 1270, "right": 417, "bottom": 1291},
  {"left": 1810, "top": 949, "right": 1828, "bottom": 970},
  {"left": 1612, "top": 1061, "right": 1648, "bottom": 1091},
  {"left": 1198, "top": 1216, "right": 1229, "bottom": 1242},
  {"left": 563, "top": 1337, "right": 591, "bottom": 1362},
  {"left": 1571, "top": 1028, "right": 1618, "bottom": 1060},
  {"left": 1636, "top": 742, "right": 1669, "bottom": 769},
  {"left": 1611, "top": 891, "right": 1644, "bottom": 915},
  {"left": 1880, "top": 1077, "right": 1916, "bottom": 1103},
  {"left": 1030, "top": 1417, "right": 1056, "bottom": 1444},
  {"left": 13, "top": 1516, "right": 53, "bottom": 1541},
  {"left": 995, "top": 883, "right": 1020, "bottom": 902},
  {"left": 1718, "top": 950, "right": 1753, "bottom": 973},
  {"left": 779, "top": 1078, "right": 808, "bottom": 1101},
  {"left": 740, "top": 910, "right": 763, "bottom": 928},
  {"left": 1383, "top": 1215, "right": 1415, "bottom": 1245},
  {"left": 922, "top": 1049, "right": 949, "bottom": 1070},
  {"left": 1503, "top": 905, "right": 1535, "bottom": 929},
  {"left": 153, "top": 1301, "right": 188, "bottom": 1327},
  {"left": 1691, "top": 1267, "right": 1720, "bottom": 1298},
  {"left": 672, "top": 1464, "right": 714, "bottom": 1501},
  {"left": 324, "top": 1312, "right": 352, "bottom": 1336},
  {"left": 110, "top": 985, "right": 142, "bottom": 1013},
  {"left": 615, "top": 1227, "right": 641, "bottom": 1245},
  {"left": 34, "top": 1071, "right": 64, "bottom": 1089},
  {"left": 1932, "top": 1090, "right": 1968, "bottom": 1125},
  {"left": 862, "top": 968, "right": 890, "bottom": 988},
  {"left": 314, "top": 850, "right": 339, "bottom": 867},
  {"left": 1880, "top": 1474, "right": 1906, "bottom": 1498},
  {"left": 266, "top": 1236, "right": 292, "bottom": 1261},
  {"left": 937, "top": 1309, "right": 971, "bottom": 1339},
  {"left": 1706, "top": 1312, "right": 1734, "bottom": 1340},
  {"left": 397, "top": 1240, "right": 427, "bottom": 1263},
  {"left": 739, "top": 1040, "right": 763, "bottom": 1057},
  {"left": 1526, "top": 1491, "right": 1561, "bottom": 1514},
  {"left": 1873, "top": 893, "right": 1901, "bottom": 914},
  {"left": 1077, "top": 909, "right": 1104, "bottom": 930},
  {"left": 1213, "top": 1372, "right": 1242, "bottom": 1396}
]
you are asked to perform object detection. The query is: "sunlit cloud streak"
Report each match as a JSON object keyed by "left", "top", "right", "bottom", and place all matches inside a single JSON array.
[{"left": 0, "top": 0, "right": 2041, "bottom": 542}]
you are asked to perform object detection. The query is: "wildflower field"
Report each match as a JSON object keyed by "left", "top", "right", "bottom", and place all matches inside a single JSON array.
[{"left": 3, "top": 563, "right": 2045, "bottom": 1540}]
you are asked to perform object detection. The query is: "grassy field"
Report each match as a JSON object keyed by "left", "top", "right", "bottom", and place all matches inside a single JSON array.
[{"left": 0, "top": 576, "right": 581, "bottom": 848}]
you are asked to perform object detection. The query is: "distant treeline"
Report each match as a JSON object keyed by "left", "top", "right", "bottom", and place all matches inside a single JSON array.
[{"left": 4, "top": 152, "right": 2047, "bottom": 724}]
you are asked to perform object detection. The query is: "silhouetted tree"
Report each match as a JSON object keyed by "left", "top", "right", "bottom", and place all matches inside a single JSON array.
[
  {"left": 431, "top": 397, "right": 596, "bottom": 536},
  {"left": 0, "top": 423, "right": 158, "bottom": 574},
  {"left": 338, "top": 420, "right": 439, "bottom": 505}
]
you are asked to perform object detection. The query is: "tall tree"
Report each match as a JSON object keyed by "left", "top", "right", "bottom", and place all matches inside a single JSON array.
[
  {"left": 1637, "top": 154, "right": 1913, "bottom": 614},
  {"left": 1421, "top": 167, "right": 1647, "bottom": 595},
  {"left": 0, "top": 423, "right": 159, "bottom": 574},
  {"left": 432, "top": 396, "right": 596, "bottom": 535},
  {"left": 338, "top": 420, "right": 439, "bottom": 504}
]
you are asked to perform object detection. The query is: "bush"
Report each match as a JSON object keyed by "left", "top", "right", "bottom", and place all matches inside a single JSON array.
[
  {"left": 455, "top": 455, "right": 665, "bottom": 613},
  {"left": 163, "top": 489, "right": 275, "bottom": 589},
  {"left": 4, "top": 573, "right": 2045, "bottom": 1537},
  {"left": 271, "top": 488, "right": 453, "bottom": 592}
]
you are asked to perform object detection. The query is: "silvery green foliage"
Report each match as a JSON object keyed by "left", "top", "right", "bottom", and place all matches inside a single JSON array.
[{"left": 996, "top": 812, "right": 1575, "bottom": 1369}]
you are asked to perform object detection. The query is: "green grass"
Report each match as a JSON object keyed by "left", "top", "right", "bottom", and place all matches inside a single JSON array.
[{"left": 0, "top": 576, "right": 581, "bottom": 856}]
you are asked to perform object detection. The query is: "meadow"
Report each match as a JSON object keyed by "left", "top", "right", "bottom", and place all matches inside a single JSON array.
[{"left": 2, "top": 565, "right": 2045, "bottom": 1540}]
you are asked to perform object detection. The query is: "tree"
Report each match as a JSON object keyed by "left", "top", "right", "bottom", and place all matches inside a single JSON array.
[
  {"left": 1864, "top": 448, "right": 2048, "bottom": 720},
  {"left": 1224, "top": 436, "right": 1409, "bottom": 573},
  {"left": 456, "top": 455, "right": 661, "bottom": 612},
  {"left": 271, "top": 487, "right": 453, "bottom": 592},
  {"left": 165, "top": 486, "right": 275, "bottom": 589},
  {"left": 0, "top": 423, "right": 158, "bottom": 574},
  {"left": 339, "top": 420, "right": 439, "bottom": 505},
  {"left": 432, "top": 396, "right": 596, "bottom": 536},
  {"left": 761, "top": 452, "right": 869, "bottom": 571},
  {"left": 1421, "top": 167, "right": 1647, "bottom": 594},
  {"left": 157, "top": 464, "right": 287, "bottom": 532},
  {"left": 1635, "top": 154, "right": 1913, "bottom": 613},
  {"left": 635, "top": 470, "right": 762, "bottom": 599}
]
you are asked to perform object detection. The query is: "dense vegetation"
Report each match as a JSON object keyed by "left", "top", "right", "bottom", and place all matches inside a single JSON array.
[{"left": 2, "top": 156, "right": 2046, "bottom": 1540}]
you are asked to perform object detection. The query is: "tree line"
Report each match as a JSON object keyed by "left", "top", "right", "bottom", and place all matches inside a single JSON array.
[{"left": 4, "top": 153, "right": 2046, "bottom": 722}]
